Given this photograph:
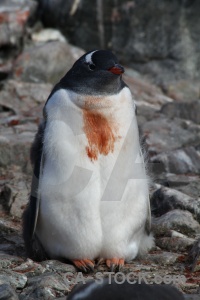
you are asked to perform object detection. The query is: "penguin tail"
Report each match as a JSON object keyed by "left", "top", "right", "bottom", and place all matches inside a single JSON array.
[{"left": 138, "top": 232, "right": 154, "bottom": 257}]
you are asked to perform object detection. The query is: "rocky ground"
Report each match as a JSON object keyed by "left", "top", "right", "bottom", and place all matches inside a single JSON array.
[{"left": 0, "top": 1, "right": 200, "bottom": 299}]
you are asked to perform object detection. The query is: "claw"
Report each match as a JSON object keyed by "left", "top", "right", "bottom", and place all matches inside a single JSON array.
[
  {"left": 118, "top": 258, "right": 125, "bottom": 271},
  {"left": 96, "top": 257, "right": 104, "bottom": 266},
  {"left": 106, "top": 258, "right": 124, "bottom": 272},
  {"left": 72, "top": 259, "right": 95, "bottom": 273}
]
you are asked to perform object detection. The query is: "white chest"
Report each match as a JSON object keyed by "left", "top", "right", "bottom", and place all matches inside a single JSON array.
[
  {"left": 36, "top": 87, "right": 150, "bottom": 260},
  {"left": 42, "top": 87, "right": 140, "bottom": 198}
]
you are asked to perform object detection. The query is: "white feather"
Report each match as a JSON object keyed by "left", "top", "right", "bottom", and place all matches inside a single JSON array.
[
  {"left": 85, "top": 50, "right": 98, "bottom": 64},
  {"left": 36, "top": 86, "right": 154, "bottom": 260}
]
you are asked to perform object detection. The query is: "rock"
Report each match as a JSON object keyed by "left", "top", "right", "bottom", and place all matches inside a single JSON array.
[
  {"left": 0, "top": 211, "right": 25, "bottom": 257},
  {"left": 151, "top": 186, "right": 200, "bottom": 223},
  {"left": 0, "top": 79, "right": 52, "bottom": 114},
  {"left": 0, "top": 269, "right": 27, "bottom": 289},
  {"left": 20, "top": 273, "right": 69, "bottom": 300},
  {"left": 0, "top": 283, "right": 19, "bottom": 300},
  {"left": 37, "top": 0, "right": 100, "bottom": 50},
  {"left": 188, "top": 238, "right": 200, "bottom": 272},
  {"left": 41, "top": 260, "right": 76, "bottom": 274},
  {"left": 153, "top": 209, "right": 200, "bottom": 236},
  {"left": 161, "top": 80, "right": 200, "bottom": 102},
  {"left": 0, "top": 0, "right": 37, "bottom": 47},
  {"left": 156, "top": 236, "right": 195, "bottom": 252},
  {"left": 161, "top": 100, "right": 200, "bottom": 124},
  {"left": 0, "top": 253, "right": 24, "bottom": 269},
  {"left": 0, "top": 170, "right": 31, "bottom": 218},
  {"left": 0, "top": 0, "right": 37, "bottom": 78},
  {"left": 147, "top": 251, "right": 180, "bottom": 265},
  {"left": 0, "top": 125, "right": 35, "bottom": 171},
  {"left": 152, "top": 174, "right": 200, "bottom": 198},
  {"left": 151, "top": 146, "right": 200, "bottom": 175},
  {"left": 112, "top": 0, "right": 200, "bottom": 83},
  {"left": 184, "top": 296, "right": 200, "bottom": 300},
  {"left": 12, "top": 259, "right": 46, "bottom": 277},
  {"left": 0, "top": 80, "right": 52, "bottom": 174},
  {"left": 0, "top": 184, "right": 13, "bottom": 212},
  {"left": 141, "top": 116, "right": 200, "bottom": 155},
  {"left": 124, "top": 73, "right": 173, "bottom": 110},
  {"left": 175, "top": 180, "right": 200, "bottom": 199},
  {"left": 9, "top": 181, "right": 29, "bottom": 218},
  {"left": 122, "top": 73, "right": 173, "bottom": 127},
  {"left": 13, "top": 41, "right": 85, "bottom": 84},
  {"left": 32, "top": 28, "right": 66, "bottom": 43},
  {"left": 37, "top": 0, "right": 200, "bottom": 82}
]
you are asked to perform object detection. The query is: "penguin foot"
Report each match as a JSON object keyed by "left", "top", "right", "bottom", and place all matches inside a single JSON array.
[
  {"left": 106, "top": 258, "right": 124, "bottom": 272},
  {"left": 72, "top": 259, "right": 95, "bottom": 273}
]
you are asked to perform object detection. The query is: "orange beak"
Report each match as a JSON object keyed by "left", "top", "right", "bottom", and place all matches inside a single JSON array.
[{"left": 108, "top": 64, "right": 124, "bottom": 75}]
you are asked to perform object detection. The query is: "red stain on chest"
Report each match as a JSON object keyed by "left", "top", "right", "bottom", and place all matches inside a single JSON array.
[{"left": 83, "top": 110, "right": 117, "bottom": 161}]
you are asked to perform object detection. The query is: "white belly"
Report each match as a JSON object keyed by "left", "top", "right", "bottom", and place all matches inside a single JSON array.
[{"left": 36, "top": 87, "right": 152, "bottom": 260}]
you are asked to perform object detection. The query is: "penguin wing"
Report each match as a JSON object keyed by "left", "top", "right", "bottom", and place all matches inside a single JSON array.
[
  {"left": 139, "top": 148, "right": 152, "bottom": 235},
  {"left": 23, "top": 122, "right": 45, "bottom": 240},
  {"left": 145, "top": 196, "right": 152, "bottom": 235}
]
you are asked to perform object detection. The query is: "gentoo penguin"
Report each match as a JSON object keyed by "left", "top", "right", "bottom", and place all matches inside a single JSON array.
[
  {"left": 68, "top": 279, "right": 185, "bottom": 300},
  {"left": 23, "top": 50, "right": 154, "bottom": 271}
]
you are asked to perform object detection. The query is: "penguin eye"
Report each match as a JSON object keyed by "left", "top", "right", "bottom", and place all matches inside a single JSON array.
[{"left": 88, "top": 63, "right": 96, "bottom": 71}]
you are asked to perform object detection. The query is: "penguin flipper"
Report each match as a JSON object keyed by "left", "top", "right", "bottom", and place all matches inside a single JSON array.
[
  {"left": 22, "top": 122, "right": 48, "bottom": 260},
  {"left": 145, "top": 196, "right": 152, "bottom": 235}
]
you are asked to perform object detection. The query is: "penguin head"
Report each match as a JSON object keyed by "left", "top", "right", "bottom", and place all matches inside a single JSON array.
[{"left": 60, "top": 50, "right": 126, "bottom": 95}]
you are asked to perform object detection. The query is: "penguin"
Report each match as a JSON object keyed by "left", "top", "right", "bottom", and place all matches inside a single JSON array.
[
  {"left": 67, "top": 279, "right": 185, "bottom": 300},
  {"left": 23, "top": 50, "right": 154, "bottom": 271}
]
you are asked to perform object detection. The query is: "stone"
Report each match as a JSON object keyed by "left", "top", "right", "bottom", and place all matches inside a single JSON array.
[
  {"left": 37, "top": 0, "right": 100, "bottom": 50},
  {"left": 187, "top": 238, "right": 200, "bottom": 272},
  {"left": 0, "top": 184, "right": 13, "bottom": 212},
  {"left": 153, "top": 209, "right": 200, "bottom": 236},
  {"left": 141, "top": 116, "right": 200, "bottom": 155},
  {"left": 0, "top": 283, "right": 19, "bottom": 300},
  {"left": 0, "top": 172, "right": 30, "bottom": 218},
  {"left": 0, "top": 128, "right": 34, "bottom": 171},
  {"left": 0, "top": 253, "right": 24, "bottom": 269},
  {"left": 12, "top": 259, "right": 46, "bottom": 277},
  {"left": 176, "top": 180, "right": 200, "bottom": 199},
  {"left": 156, "top": 236, "right": 195, "bottom": 252},
  {"left": 0, "top": 0, "right": 37, "bottom": 78},
  {"left": 0, "top": 80, "right": 52, "bottom": 115},
  {"left": 0, "top": 211, "right": 25, "bottom": 257},
  {"left": 151, "top": 186, "right": 200, "bottom": 223},
  {"left": 37, "top": 0, "right": 200, "bottom": 82},
  {"left": 13, "top": 41, "right": 84, "bottom": 84},
  {"left": 41, "top": 260, "right": 76, "bottom": 274},
  {"left": 32, "top": 29, "right": 66, "bottom": 43},
  {"left": 151, "top": 147, "right": 200, "bottom": 175},
  {"left": 0, "top": 0, "right": 37, "bottom": 48},
  {"left": 147, "top": 251, "right": 180, "bottom": 265},
  {"left": 161, "top": 100, "right": 200, "bottom": 124},
  {"left": 123, "top": 73, "right": 173, "bottom": 110},
  {"left": 20, "top": 273, "right": 69, "bottom": 300},
  {"left": 112, "top": 0, "right": 200, "bottom": 83},
  {"left": 161, "top": 80, "right": 200, "bottom": 102},
  {"left": 184, "top": 296, "right": 200, "bottom": 300},
  {"left": 152, "top": 174, "right": 200, "bottom": 198},
  {"left": 0, "top": 270, "right": 27, "bottom": 289}
]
